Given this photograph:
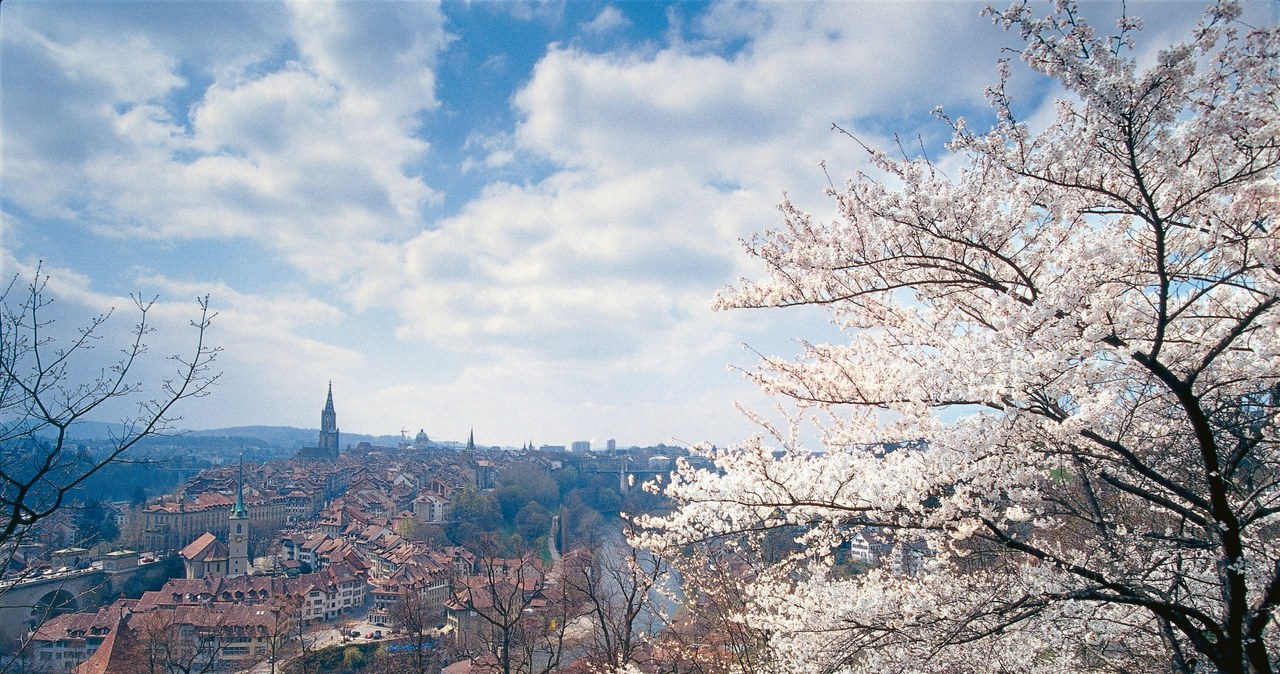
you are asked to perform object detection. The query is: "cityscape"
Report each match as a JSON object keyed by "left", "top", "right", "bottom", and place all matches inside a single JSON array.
[
  {"left": 3, "top": 385, "right": 705, "bottom": 673},
  {"left": 3, "top": 0, "right": 1277, "bottom": 672}
]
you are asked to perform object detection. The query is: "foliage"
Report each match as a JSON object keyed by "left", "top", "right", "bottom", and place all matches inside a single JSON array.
[
  {"left": 638, "top": 3, "right": 1280, "bottom": 673},
  {"left": 448, "top": 488, "right": 501, "bottom": 537},
  {"left": 494, "top": 463, "right": 559, "bottom": 522},
  {"left": 448, "top": 461, "right": 633, "bottom": 552},
  {"left": 289, "top": 641, "right": 381, "bottom": 674},
  {"left": 514, "top": 502, "right": 552, "bottom": 543},
  {"left": 343, "top": 646, "right": 370, "bottom": 670},
  {"left": 562, "top": 497, "right": 606, "bottom": 549},
  {"left": 397, "top": 517, "right": 421, "bottom": 541}
]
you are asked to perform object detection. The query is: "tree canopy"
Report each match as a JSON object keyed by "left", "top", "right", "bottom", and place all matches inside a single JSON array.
[{"left": 638, "top": 3, "right": 1280, "bottom": 673}]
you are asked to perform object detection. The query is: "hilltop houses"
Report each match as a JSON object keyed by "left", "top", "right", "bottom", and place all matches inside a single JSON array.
[{"left": 19, "top": 383, "right": 679, "bottom": 674}]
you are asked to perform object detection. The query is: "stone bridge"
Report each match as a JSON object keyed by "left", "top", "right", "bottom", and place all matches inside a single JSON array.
[
  {"left": 0, "top": 557, "right": 179, "bottom": 648},
  {"left": 581, "top": 461, "right": 675, "bottom": 491}
]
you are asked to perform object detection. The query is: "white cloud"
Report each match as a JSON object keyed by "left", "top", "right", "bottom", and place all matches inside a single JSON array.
[
  {"left": 5, "top": 0, "right": 1236, "bottom": 445},
  {"left": 502, "top": 0, "right": 568, "bottom": 24},
  {"left": 514, "top": 3, "right": 1004, "bottom": 180},
  {"left": 386, "top": 168, "right": 747, "bottom": 352},
  {"left": 4, "top": 0, "right": 450, "bottom": 282},
  {"left": 581, "top": 6, "right": 629, "bottom": 37},
  {"left": 32, "top": 29, "right": 185, "bottom": 103},
  {"left": 330, "top": 1, "right": 1024, "bottom": 443},
  {"left": 129, "top": 274, "right": 369, "bottom": 427},
  {"left": 376, "top": 2, "right": 1008, "bottom": 364},
  {"left": 285, "top": 0, "right": 450, "bottom": 118}
]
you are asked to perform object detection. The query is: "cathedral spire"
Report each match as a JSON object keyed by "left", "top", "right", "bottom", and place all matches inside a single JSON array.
[
  {"left": 318, "top": 381, "right": 339, "bottom": 458},
  {"left": 467, "top": 428, "right": 475, "bottom": 451}
]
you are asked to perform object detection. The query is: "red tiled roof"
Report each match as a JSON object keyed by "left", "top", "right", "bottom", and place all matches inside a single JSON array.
[{"left": 178, "top": 532, "right": 227, "bottom": 562}]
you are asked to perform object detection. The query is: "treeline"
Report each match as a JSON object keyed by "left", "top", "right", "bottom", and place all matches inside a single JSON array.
[
  {"left": 439, "top": 462, "right": 668, "bottom": 556},
  {"left": 0, "top": 440, "right": 208, "bottom": 548}
]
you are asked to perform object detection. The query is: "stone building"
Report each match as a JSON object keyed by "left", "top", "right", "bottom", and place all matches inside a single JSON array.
[{"left": 295, "top": 382, "right": 341, "bottom": 462}]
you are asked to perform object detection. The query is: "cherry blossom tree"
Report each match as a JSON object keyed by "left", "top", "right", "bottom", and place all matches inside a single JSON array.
[{"left": 637, "top": 2, "right": 1280, "bottom": 673}]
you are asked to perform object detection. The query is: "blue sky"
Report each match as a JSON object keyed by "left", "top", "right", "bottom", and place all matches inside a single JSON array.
[{"left": 1, "top": 1, "right": 1253, "bottom": 448}]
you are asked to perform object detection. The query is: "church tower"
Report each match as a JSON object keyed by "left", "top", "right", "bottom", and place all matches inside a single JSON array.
[
  {"left": 319, "top": 381, "right": 340, "bottom": 458},
  {"left": 228, "top": 456, "right": 250, "bottom": 577}
]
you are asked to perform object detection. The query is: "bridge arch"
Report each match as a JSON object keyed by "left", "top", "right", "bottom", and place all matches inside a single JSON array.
[{"left": 32, "top": 588, "right": 77, "bottom": 622}]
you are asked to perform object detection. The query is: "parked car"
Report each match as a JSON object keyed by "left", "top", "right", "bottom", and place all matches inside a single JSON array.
[
  {"left": 374, "top": 630, "right": 382, "bottom": 639},
  {"left": 350, "top": 630, "right": 362, "bottom": 638}
]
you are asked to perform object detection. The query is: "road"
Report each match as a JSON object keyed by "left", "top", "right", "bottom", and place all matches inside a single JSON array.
[
  {"left": 548, "top": 515, "right": 562, "bottom": 576},
  {"left": 239, "top": 618, "right": 390, "bottom": 673}
]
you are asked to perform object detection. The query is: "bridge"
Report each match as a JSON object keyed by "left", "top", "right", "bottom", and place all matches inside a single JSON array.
[
  {"left": 579, "top": 460, "right": 676, "bottom": 491},
  {"left": 0, "top": 556, "right": 179, "bottom": 649}
]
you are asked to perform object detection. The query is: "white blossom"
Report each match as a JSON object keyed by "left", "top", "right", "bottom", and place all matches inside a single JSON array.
[{"left": 637, "top": 2, "right": 1280, "bottom": 672}]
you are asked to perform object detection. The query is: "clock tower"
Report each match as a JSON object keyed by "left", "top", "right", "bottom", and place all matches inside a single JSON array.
[{"left": 228, "top": 455, "right": 250, "bottom": 577}]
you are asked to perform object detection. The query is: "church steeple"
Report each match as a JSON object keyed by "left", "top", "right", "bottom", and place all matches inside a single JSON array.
[
  {"left": 318, "top": 381, "right": 339, "bottom": 458},
  {"left": 467, "top": 428, "right": 475, "bottom": 451},
  {"left": 230, "top": 454, "right": 247, "bottom": 520},
  {"left": 228, "top": 453, "right": 250, "bottom": 577}
]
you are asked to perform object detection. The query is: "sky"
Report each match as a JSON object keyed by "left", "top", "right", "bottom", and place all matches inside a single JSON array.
[{"left": 1, "top": 0, "right": 1264, "bottom": 449}]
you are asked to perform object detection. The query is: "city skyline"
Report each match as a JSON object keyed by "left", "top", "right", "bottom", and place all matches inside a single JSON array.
[{"left": 2, "top": 1, "right": 1253, "bottom": 447}]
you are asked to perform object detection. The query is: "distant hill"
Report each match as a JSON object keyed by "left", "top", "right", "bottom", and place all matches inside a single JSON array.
[
  {"left": 188, "top": 426, "right": 402, "bottom": 448},
  {"left": 186, "top": 426, "right": 317, "bottom": 446},
  {"left": 55, "top": 422, "right": 401, "bottom": 449}
]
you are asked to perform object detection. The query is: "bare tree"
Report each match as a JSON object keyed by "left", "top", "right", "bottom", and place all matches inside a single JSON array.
[
  {"left": 388, "top": 588, "right": 443, "bottom": 674},
  {"left": 282, "top": 600, "right": 316, "bottom": 674},
  {"left": 0, "top": 265, "right": 219, "bottom": 550},
  {"left": 132, "top": 609, "right": 229, "bottom": 674},
  {"left": 563, "top": 526, "right": 669, "bottom": 672},
  {"left": 257, "top": 595, "right": 302, "bottom": 674},
  {"left": 0, "top": 268, "right": 217, "bottom": 671},
  {"left": 454, "top": 552, "right": 580, "bottom": 674}
]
